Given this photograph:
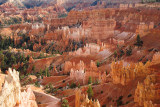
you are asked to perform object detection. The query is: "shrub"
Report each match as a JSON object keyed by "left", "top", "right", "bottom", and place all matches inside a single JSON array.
[
  {"left": 126, "top": 101, "right": 130, "bottom": 104},
  {"left": 128, "top": 94, "right": 132, "bottom": 98},
  {"left": 126, "top": 46, "right": 132, "bottom": 56},
  {"left": 93, "top": 79, "right": 100, "bottom": 85},
  {"left": 35, "top": 81, "right": 40, "bottom": 87},
  {"left": 78, "top": 84, "right": 80, "bottom": 88},
  {"left": 63, "top": 80, "right": 66, "bottom": 83},
  {"left": 61, "top": 99, "right": 70, "bottom": 107},
  {"left": 102, "top": 105, "right": 106, "bottom": 107},
  {"left": 70, "top": 82, "right": 77, "bottom": 89},
  {"left": 116, "top": 96, "right": 123, "bottom": 106}
]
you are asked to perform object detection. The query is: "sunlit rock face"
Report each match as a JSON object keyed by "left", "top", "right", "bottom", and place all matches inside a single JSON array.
[
  {"left": 0, "top": 68, "right": 38, "bottom": 107},
  {"left": 134, "top": 73, "right": 160, "bottom": 107},
  {"left": 75, "top": 88, "right": 101, "bottom": 107},
  {"left": 133, "top": 53, "right": 160, "bottom": 107},
  {"left": 152, "top": 52, "right": 160, "bottom": 65},
  {"left": 0, "top": 68, "right": 21, "bottom": 107},
  {"left": 83, "top": 19, "right": 116, "bottom": 39},
  {"left": 69, "top": 43, "right": 106, "bottom": 56},
  {"left": 111, "top": 60, "right": 151, "bottom": 85},
  {"left": 20, "top": 87, "right": 38, "bottom": 107},
  {"left": 68, "top": 60, "right": 106, "bottom": 84},
  {"left": 70, "top": 68, "right": 85, "bottom": 84}
]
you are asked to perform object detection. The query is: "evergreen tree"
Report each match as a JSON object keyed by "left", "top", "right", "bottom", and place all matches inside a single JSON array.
[
  {"left": 10, "top": 55, "right": 16, "bottom": 65},
  {"left": 87, "top": 85, "right": 94, "bottom": 99},
  {"left": 88, "top": 76, "right": 92, "bottom": 84},
  {"left": 126, "top": 46, "right": 132, "bottom": 56},
  {"left": 32, "top": 65, "right": 36, "bottom": 74},
  {"left": 134, "top": 35, "right": 143, "bottom": 47},
  {"left": 47, "top": 70, "right": 50, "bottom": 77},
  {"left": 119, "top": 49, "right": 125, "bottom": 57},
  {"left": 23, "top": 66, "right": 26, "bottom": 72},
  {"left": 40, "top": 69, "right": 43, "bottom": 76},
  {"left": 114, "top": 51, "right": 117, "bottom": 58},
  {"left": 96, "top": 61, "right": 100, "bottom": 67},
  {"left": 45, "top": 67, "right": 49, "bottom": 77}
]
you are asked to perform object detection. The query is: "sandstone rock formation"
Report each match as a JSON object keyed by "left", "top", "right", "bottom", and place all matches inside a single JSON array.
[
  {"left": 0, "top": 68, "right": 21, "bottom": 107},
  {"left": 83, "top": 19, "right": 116, "bottom": 39},
  {"left": 134, "top": 73, "right": 160, "bottom": 107},
  {"left": 20, "top": 87, "right": 38, "bottom": 107},
  {"left": 69, "top": 43, "right": 106, "bottom": 56},
  {"left": 0, "top": 68, "right": 38, "bottom": 107},
  {"left": 68, "top": 60, "right": 106, "bottom": 84},
  {"left": 111, "top": 60, "right": 151, "bottom": 85},
  {"left": 70, "top": 68, "right": 85, "bottom": 84},
  {"left": 75, "top": 88, "right": 100, "bottom": 107},
  {"left": 152, "top": 52, "right": 160, "bottom": 65}
]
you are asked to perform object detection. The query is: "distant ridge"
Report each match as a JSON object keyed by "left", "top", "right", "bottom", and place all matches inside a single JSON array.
[{"left": 0, "top": 0, "right": 146, "bottom": 9}]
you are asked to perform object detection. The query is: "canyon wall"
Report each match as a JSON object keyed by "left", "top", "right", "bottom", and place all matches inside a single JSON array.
[
  {"left": 83, "top": 19, "right": 116, "bottom": 39},
  {"left": 43, "top": 8, "right": 160, "bottom": 42}
]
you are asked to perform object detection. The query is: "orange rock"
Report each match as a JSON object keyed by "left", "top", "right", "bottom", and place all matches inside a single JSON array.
[
  {"left": 75, "top": 88, "right": 100, "bottom": 107},
  {"left": 111, "top": 60, "right": 151, "bottom": 85},
  {"left": 134, "top": 73, "right": 160, "bottom": 107}
]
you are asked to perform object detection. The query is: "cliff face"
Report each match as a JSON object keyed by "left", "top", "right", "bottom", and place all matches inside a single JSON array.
[
  {"left": 0, "top": 68, "right": 38, "bottom": 107},
  {"left": 83, "top": 19, "right": 116, "bottom": 39},
  {"left": 43, "top": 8, "right": 159, "bottom": 41}
]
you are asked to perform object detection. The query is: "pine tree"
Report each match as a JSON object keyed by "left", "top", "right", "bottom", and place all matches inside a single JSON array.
[
  {"left": 23, "top": 66, "right": 26, "bottom": 72},
  {"left": 134, "top": 35, "right": 143, "bottom": 47},
  {"left": 45, "top": 67, "right": 49, "bottom": 77},
  {"left": 87, "top": 85, "right": 93, "bottom": 99},
  {"left": 47, "top": 70, "right": 50, "bottom": 77},
  {"left": 40, "top": 69, "right": 43, "bottom": 76},
  {"left": 88, "top": 76, "right": 92, "bottom": 84},
  {"left": 10, "top": 55, "right": 16, "bottom": 65},
  {"left": 114, "top": 51, "right": 117, "bottom": 58},
  {"left": 96, "top": 61, "right": 100, "bottom": 67},
  {"left": 32, "top": 65, "right": 36, "bottom": 74},
  {"left": 126, "top": 46, "right": 132, "bottom": 56}
]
